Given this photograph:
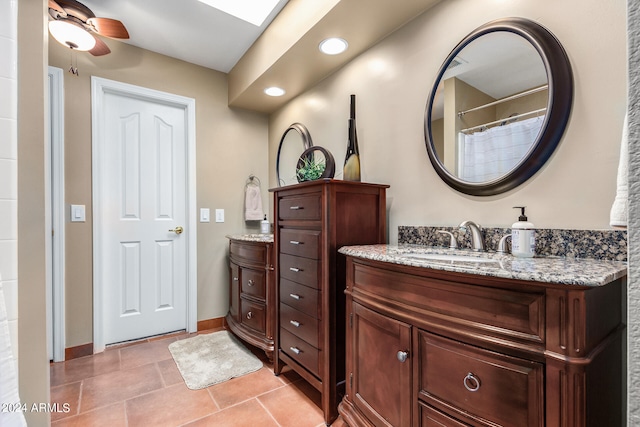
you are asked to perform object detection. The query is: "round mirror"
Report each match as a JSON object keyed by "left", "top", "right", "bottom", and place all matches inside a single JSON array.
[
  {"left": 425, "top": 18, "right": 573, "bottom": 196},
  {"left": 276, "top": 123, "right": 313, "bottom": 186}
]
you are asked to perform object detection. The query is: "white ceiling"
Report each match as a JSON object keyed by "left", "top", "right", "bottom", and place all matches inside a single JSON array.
[{"left": 80, "top": 0, "right": 289, "bottom": 73}]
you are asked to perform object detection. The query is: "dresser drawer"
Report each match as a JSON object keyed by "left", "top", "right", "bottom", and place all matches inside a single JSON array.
[
  {"left": 241, "top": 268, "right": 266, "bottom": 300},
  {"left": 280, "top": 302, "right": 319, "bottom": 346},
  {"left": 229, "top": 240, "right": 268, "bottom": 264},
  {"left": 240, "top": 298, "right": 266, "bottom": 334},
  {"left": 280, "top": 229, "right": 321, "bottom": 259},
  {"left": 280, "top": 278, "right": 319, "bottom": 317},
  {"left": 419, "top": 331, "right": 543, "bottom": 427},
  {"left": 419, "top": 402, "right": 469, "bottom": 427},
  {"left": 280, "top": 328, "right": 320, "bottom": 377},
  {"left": 278, "top": 194, "right": 322, "bottom": 221},
  {"left": 280, "top": 253, "right": 320, "bottom": 288}
]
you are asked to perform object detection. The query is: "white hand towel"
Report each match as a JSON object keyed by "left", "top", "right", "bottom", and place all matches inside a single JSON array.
[
  {"left": 245, "top": 183, "right": 264, "bottom": 221},
  {"left": 610, "top": 113, "right": 628, "bottom": 227}
]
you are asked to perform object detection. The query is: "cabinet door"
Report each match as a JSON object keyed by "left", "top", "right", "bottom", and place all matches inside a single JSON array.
[{"left": 351, "top": 302, "right": 412, "bottom": 427}]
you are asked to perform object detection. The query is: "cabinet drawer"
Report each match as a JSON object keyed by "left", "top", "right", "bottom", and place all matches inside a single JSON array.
[
  {"left": 240, "top": 299, "right": 266, "bottom": 334},
  {"left": 280, "top": 303, "right": 318, "bottom": 346},
  {"left": 419, "top": 331, "right": 543, "bottom": 427},
  {"left": 241, "top": 268, "right": 266, "bottom": 300},
  {"left": 280, "top": 328, "right": 320, "bottom": 377},
  {"left": 278, "top": 194, "right": 322, "bottom": 221},
  {"left": 280, "top": 253, "right": 319, "bottom": 288},
  {"left": 229, "top": 241, "right": 268, "bottom": 264},
  {"left": 280, "top": 229, "right": 321, "bottom": 259},
  {"left": 280, "top": 278, "right": 319, "bottom": 317},
  {"left": 419, "top": 402, "right": 469, "bottom": 427}
]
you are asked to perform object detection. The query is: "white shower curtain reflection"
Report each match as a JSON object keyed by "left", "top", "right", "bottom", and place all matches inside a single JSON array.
[{"left": 458, "top": 116, "right": 545, "bottom": 182}]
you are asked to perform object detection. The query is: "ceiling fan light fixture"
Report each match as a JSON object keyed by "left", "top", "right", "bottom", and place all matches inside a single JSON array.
[
  {"left": 319, "top": 38, "right": 348, "bottom": 55},
  {"left": 264, "top": 87, "right": 285, "bottom": 97},
  {"left": 49, "top": 19, "right": 96, "bottom": 51}
]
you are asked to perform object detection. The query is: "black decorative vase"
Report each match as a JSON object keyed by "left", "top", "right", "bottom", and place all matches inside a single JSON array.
[{"left": 343, "top": 94, "right": 361, "bottom": 181}]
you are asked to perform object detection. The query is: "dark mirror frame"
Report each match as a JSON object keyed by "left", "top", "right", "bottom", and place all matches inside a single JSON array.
[
  {"left": 276, "top": 123, "right": 313, "bottom": 186},
  {"left": 424, "top": 17, "right": 573, "bottom": 196}
]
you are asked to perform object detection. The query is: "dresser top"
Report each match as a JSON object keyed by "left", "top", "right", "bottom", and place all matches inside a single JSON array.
[{"left": 339, "top": 244, "right": 627, "bottom": 287}]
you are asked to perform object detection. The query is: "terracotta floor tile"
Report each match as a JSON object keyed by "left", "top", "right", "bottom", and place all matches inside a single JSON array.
[
  {"left": 207, "top": 367, "right": 286, "bottom": 409},
  {"left": 119, "top": 337, "right": 176, "bottom": 370},
  {"left": 51, "top": 402, "right": 126, "bottom": 427},
  {"left": 258, "top": 380, "right": 325, "bottom": 427},
  {"left": 49, "top": 381, "right": 81, "bottom": 421},
  {"left": 125, "top": 382, "right": 217, "bottom": 427},
  {"left": 157, "top": 358, "right": 184, "bottom": 386},
  {"left": 183, "top": 399, "right": 279, "bottom": 427},
  {"left": 80, "top": 363, "right": 164, "bottom": 413},
  {"left": 50, "top": 350, "right": 121, "bottom": 387}
]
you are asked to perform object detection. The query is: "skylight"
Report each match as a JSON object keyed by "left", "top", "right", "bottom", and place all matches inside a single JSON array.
[{"left": 197, "top": 0, "right": 282, "bottom": 26}]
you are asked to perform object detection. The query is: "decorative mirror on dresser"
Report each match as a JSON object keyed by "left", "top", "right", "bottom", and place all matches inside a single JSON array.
[{"left": 424, "top": 17, "right": 573, "bottom": 196}]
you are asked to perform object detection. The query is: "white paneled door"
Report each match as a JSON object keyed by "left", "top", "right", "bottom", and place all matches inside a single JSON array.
[{"left": 92, "top": 78, "right": 195, "bottom": 348}]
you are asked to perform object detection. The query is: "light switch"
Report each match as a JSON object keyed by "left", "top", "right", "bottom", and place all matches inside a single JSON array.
[
  {"left": 71, "top": 204, "right": 85, "bottom": 222},
  {"left": 200, "top": 208, "right": 210, "bottom": 223},
  {"left": 215, "top": 209, "right": 224, "bottom": 223}
]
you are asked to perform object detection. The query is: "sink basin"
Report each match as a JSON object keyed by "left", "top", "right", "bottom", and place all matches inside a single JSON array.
[{"left": 404, "top": 253, "right": 498, "bottom": 263}]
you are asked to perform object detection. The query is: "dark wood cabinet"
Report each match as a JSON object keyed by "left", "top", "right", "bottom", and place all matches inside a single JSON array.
[
  {"left": 339, "top": 256, "right": 626, "bottom": 427},
  {"left": 271, "top": 179, "right": 388, "bottom": 425},
  {"left": 225, "top": 237, "right": 275, "bottom": 360}
]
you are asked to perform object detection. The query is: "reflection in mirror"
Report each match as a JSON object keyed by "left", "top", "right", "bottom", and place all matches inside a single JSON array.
[
  {"left": 425, "top": 18, "right": 573, "bottom": 196},
  {"left": 276, "top": 123, "right": 313, "bottom": 186}
]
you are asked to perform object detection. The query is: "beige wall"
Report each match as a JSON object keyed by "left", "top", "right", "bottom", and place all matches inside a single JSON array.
[
  {"left": 49, "top": 40, "right": 269, "bottom": 348},
  {"left": 269, "top": 0, "right": 627, "bottom": 239}
]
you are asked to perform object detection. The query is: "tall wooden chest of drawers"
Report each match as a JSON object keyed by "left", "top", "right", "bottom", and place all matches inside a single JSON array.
[
  {"left": 225, "top": 235, "right": 276, "bottom": 360},
  {"left": 270, "top": 179, "right": 388, "bottom": 425}
]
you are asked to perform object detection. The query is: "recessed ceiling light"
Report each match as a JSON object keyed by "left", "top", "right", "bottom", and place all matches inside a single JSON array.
[
  {"left": 197, "top": 0, "right": 282, "bottom": 26},
  {"left": 319, "top": 38, "right": 348, "bottom": 55},
  {"left": 264, "top": 87, "right": 285, "bottom": 97}
]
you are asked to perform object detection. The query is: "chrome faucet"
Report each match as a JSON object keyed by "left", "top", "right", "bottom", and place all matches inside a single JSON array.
[{"left": 459, "top": 220, "right": 485, "bottom": 252}]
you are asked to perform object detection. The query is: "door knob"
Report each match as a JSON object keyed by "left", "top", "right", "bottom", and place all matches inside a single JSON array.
[{"left": 169, "top": 226, "right": 184, "bottom": 235}]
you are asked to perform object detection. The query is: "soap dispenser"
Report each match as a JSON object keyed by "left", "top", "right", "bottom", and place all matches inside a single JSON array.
[
  {"left": 511, "top": 206, "right": 535, "bottom": 258},
  {"left": 260, "top": 215, "right": 270, "bottom": 234}
]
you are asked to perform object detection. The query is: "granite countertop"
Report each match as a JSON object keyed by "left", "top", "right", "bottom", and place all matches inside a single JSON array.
[
  {"left": 226, "top": 233, "right": 274, "bottom": 243},
  {"left": 338, "top": 244, "right": 627, "bottom": 287}
]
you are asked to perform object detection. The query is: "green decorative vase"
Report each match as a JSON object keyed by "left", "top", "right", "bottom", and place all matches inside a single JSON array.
[{"left": 343, "top": 94, "right": 361, "bottom": 181}]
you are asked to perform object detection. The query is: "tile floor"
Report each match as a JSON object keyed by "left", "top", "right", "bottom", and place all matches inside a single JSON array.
[{"left": 50, "top": 328, "right": 346, "bottom": 427}]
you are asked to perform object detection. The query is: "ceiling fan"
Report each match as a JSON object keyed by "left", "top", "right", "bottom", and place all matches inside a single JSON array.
[{"left": 48, "top": 0, "right": 129, "bottom": 56}]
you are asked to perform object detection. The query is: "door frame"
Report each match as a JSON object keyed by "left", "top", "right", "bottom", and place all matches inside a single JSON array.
[
  {"left": 91, "top": 77, "right": 197, "bottom": 352},
  {"left": 47, "top": 66, "right": 65, "bottom": 362}
]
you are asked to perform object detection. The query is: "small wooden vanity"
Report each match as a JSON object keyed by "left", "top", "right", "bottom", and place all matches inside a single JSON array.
[
  {"left": 338, "top": 247, "right": 626, "bottom": 427},
  {"left": 225, "top": 235, "right": 276, "bottom": 360}
]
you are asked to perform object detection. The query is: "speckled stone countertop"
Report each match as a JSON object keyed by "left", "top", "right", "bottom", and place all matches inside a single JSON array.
[
  {"left": 226, "top": 233, "right": 273, "bottom": 243},
  {"left": 338, "top": 244, "right": 627, "bottom": 287}
]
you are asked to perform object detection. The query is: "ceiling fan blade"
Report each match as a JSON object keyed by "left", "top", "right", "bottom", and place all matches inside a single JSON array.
[
  {"left": 48, "top": 0, "right": 67, "bottom": 16},
  {"left": 87, "top": 17, "right": 129, "bottom": 39},
  {"left": 89, "top": 36, "right": 111, "bottom": 56}
]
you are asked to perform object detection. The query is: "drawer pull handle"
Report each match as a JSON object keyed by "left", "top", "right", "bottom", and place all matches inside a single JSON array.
[
  {"left": 289, "top": 206, "right": 303, "bottom": 210},
  {"left": 289, "top": 267, "right": 301, "bottom": 272},
  {"left": 289, "top": 346, "right": 302, "bottom": 355},
  {"left": 289, "top": 240, "right": 302, "bottom": 245},
  {"left": 233, "top": 277, "right": 239, "bottom": 281},
  {"left": 246, "top": 311, "right": 253, "bottom": 320},
  {"left": 289, "top": 293, "right": 301, "bottom": 300},
  {"left": 247, "top": 279, "right": 254, "bottom": 286},
  {"left": 396, "top": 350, "right": 409, "bottom": 363},
  {"left": 290, "top": 320, "right": 301, "bottom": 327},
  {"left": 463, "top": 372, "right": 481, "bottom": 392}
]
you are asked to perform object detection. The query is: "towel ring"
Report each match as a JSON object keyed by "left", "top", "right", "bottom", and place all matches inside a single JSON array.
[{"left": 247, "top": 175, "right": 261, "bottom": 186}]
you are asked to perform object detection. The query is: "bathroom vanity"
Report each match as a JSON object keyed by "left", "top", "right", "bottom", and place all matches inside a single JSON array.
[
  {"left": 225, "top": 234, "right": 276, "bottom": 360},
  {"left": 337, "top": 245, "right": 627, "bottom": 427},
  {"left": 270, "top": 179, "right": 388, "bottom": 425}
]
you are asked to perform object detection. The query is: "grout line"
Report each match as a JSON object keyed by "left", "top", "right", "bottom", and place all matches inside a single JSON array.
[{"left": 255, "top": 396, "right": 282, "bottom": 427}]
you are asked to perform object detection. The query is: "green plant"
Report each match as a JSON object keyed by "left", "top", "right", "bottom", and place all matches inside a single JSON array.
[{"left": 296, "top": 155, "right": 326, "bottom": 182}]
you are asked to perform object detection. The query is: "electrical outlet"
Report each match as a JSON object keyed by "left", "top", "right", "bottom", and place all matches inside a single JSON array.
[{"left": 215, "top": 209, "right": 224, "bottom": 223}]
